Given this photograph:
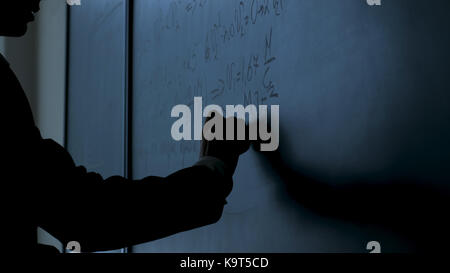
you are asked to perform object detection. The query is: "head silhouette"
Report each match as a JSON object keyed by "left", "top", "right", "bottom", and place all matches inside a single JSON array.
[{"left": 0, "top": 0, "right": 41, "bottom": 37}]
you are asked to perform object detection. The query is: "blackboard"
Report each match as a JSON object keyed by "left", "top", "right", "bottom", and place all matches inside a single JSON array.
[{"left": 130, "top": 0, "right": 450, "bottom": 252}]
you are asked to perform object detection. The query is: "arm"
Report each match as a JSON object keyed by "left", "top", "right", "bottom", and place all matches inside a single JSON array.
[
  {"left": 38, "top": 139, "right": 233, "bottom": 252},
  {"left": 38, "top": 115, "right": 248, "bottom": 252}
]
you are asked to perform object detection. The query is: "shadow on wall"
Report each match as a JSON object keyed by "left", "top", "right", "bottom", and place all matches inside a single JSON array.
[
  {"left": 251, "top": 0, "right": 450, "bottom": 253},
  {"left": 255, "top": 124, "right": 450, "bottom": 253}
]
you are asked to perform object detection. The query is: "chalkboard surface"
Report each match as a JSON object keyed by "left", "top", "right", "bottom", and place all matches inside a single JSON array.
[
  {"left": 67, "top": 0, "right": 127, "bottom": 178},
  {"left": 131, "top": 0, "right": 450, "bottom": 252}
]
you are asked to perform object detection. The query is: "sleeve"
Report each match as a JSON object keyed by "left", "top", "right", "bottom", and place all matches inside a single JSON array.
[
  {"left": 194, "top": 156, "right": 229, "bottom": 177},
  {"left": 37, "top": 139, "right": 233, "bottom": 252}
]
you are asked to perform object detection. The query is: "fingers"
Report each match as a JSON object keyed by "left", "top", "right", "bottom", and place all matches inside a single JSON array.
[{"left": 200, "top": 111, "right": 250, "bottom": 158}]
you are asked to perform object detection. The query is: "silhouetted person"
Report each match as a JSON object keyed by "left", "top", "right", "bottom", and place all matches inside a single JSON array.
[{"left": 1, "top": 0, "right": 249, "bottom": 253}]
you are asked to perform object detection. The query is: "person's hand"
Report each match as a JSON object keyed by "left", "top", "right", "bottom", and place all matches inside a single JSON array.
[{"left": 200, "top": 112, "right": 250, "bottom": 176}]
